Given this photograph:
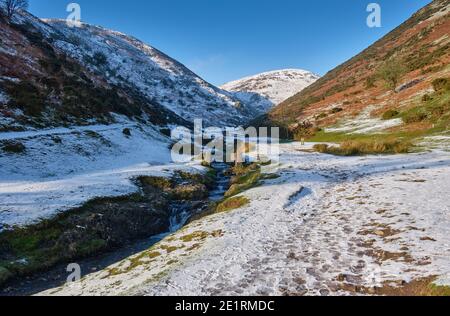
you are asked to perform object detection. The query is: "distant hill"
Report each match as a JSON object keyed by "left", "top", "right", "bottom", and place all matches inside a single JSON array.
[{"left": 221, "top": 69, "right": 319, "bottom": 112}]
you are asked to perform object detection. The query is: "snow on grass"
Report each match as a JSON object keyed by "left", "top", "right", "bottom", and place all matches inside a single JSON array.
[
  {"left": 40, "top": 143, "right": 450, "bottom": 296},
  {"left": 419, "top": 135, "right": 450, "bottom": 151},
  {"left": 0, "top": 76, "right": 20, "bottom": 83},
  {"left": 325, "top": 118, "right": 403, "bottom": 134},
  {"left": 0, "top": 119, "right": 205, "bottom": 230},
  {"left": 325, "top": 106, "right": 403, "bottom": 134},
  {"left": 0, "top": 90, "right": 9, "bottom": 105}
]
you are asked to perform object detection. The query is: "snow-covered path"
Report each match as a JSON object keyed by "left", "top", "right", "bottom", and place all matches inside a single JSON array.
[{"left": 40, "top": 143, "right": 450, "bottom": 296}]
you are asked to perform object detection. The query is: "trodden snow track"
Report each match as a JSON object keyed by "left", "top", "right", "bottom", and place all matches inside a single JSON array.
[{"left": 40, "top": 143, "right": 450, "bottom": 296}]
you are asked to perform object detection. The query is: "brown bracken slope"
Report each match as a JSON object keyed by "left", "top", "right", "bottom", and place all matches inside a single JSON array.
[{"left": 266, "top": 0, "right": 449, "bottom": 139}]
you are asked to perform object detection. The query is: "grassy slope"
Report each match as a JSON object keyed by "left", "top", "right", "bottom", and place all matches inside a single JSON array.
[{"left": 266, "top": 0, "right": 450, "bottom": 145}]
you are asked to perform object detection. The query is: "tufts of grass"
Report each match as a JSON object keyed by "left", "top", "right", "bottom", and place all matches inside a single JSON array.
[
  {"left": 216, "top": 196, "right": 250, "bottom": 213},
  {"left": 428, "top": 283, "right": 450, "bottom": 296},
  {"left": 108, "top": 250, "right": 162, "bottom": 276},
  {"left": 201, "top": 160, "right": 211, "bottom": 168},
  {"left": 225, "top": 170, "right": 261, "bottom": 198},
  {"left": 122, "top": 128, "right": 131, "bottom": 137},
  {"left": 339, "top": 276, "right": 450, "bottom": 296},
  {"left": 180, "top": 231, "right": 211, "bottom": 243},
  {"left": 402, "top": 110, "right": 429, "bottom": 124},
  {"left": 401, "top": 87, "right": 450, "bottom": 125},
  {"left": 137, "top": 176, "right": 172, "bottom": 191},
  {"left": 0, "top": 266, "right": 13, "bottom": 284},
  {"left": 175, "top": 170, "right": 215, "bottom": 189},
  {"left": 432, "top": 78, "right": 449, "bottom": 92},
  {"left": 160, "top": 245, "right": 183, "bottom": 253},
  {"left": 84, "top": 130, "right": 102, "bottom": 138},
  {"left": 260, "top": 173, "right": 281, "bottom": 181},
  {"left": 1, "top": 141, "right": 26, "bottom": 154},
  {"left": 230, "top": 162, "right": 259, "bottom": 176},
  {"left": 313, "top": 144, "right": 330, "bottom": 154},
  {"left": 382, "top": 109, "right": 400, "bottom": 120},
  {"left": 313, "top": 139, "right": 412, "bottom": 156},
  {"left": 170, "top": 184, "right": 208, "bottom": 201},
  {"left": 330, "top": 107, "right": 343, "bottom": 114},
  {"left": 225, "top": 163, "right": 261, "bottom": 198}
]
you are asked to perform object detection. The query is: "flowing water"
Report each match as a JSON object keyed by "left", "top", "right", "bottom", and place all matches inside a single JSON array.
[
  {"left": 1, "top": 163, "right": 230, "bottom": 296},
  {"left": 209, "top": 162, "right": 231, "bottom": 201}
]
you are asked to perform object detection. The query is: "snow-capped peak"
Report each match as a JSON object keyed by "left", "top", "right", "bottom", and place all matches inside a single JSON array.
[{"left": 221, "top": 69, "right": 320, "bottom": 106}]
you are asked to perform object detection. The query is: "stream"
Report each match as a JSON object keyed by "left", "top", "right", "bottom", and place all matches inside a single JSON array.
[{"left": 0, "top": 163, "right": 231, "bottom": 296}]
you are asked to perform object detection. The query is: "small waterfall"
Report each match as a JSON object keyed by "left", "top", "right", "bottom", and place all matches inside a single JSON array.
[
  {"left": 209, "top": 162, "right": 231, "bottom": 201},
  {"left": 167, "top": 163, "right": 230, "bottom": 233},
  {"left": 168, "top": 203, "right": 191, "bottom": 232}
]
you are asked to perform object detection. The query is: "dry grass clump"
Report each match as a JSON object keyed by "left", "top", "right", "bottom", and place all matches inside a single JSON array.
[
  {"left": 138, "top": 176, "right": 172, "bottom": 190},
  {"left": 216, "top": 196, "right": 250, "bottom": 213},
  {"left": 382, "top": 109, "right": 400, "bottom": 120},
  {"left": 339, "top": 276, "right": 450, "bottom": 296},
  {"left": 313, "top": 139, "right": 412, "bottom": 156},
  {"left": 1, "top": 140, "right": 26, "bottom": 154}
]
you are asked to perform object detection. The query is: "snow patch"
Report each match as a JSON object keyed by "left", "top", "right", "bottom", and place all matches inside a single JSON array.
[
  {"left": 325, "top": 106, "right": 403, "bottom": 134},
  {"left": 0, "top": 119, "right": 206, "bottom": 229},
  {"left": 0, "top": 76, "right": 20, "bottom": 83},
  {"left": 0, "top": 90, "right": 9, "bottom": 104}
]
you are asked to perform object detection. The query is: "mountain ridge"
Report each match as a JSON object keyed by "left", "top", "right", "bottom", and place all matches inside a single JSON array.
[
  {"left": 0, "top": 11, "right": 267, "bottom": 133},
  {"left": 44, "top": 18, "right": 269, "bottom": 127},
  {"left": 221, "top": 69, "right": 319, "bottom": 109}
]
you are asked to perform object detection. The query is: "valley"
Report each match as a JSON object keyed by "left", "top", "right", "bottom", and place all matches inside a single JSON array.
[{"left": 0, "top": 0, "right": 449, "bottom": 297}]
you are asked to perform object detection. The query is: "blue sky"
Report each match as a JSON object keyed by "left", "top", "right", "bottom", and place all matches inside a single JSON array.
[{"left": 29, "top": 0, "right": 431, "bottom": 85}]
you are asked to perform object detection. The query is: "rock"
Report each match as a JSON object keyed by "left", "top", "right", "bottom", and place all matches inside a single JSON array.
[
  {"left": 0, "top": 266, "right": 12, "bottom": 284},
  {"left": 319, "top": 288, "right": 330, "bottom": 296},
  {"left": 337, "top": 273, "right": 363, "bottom": 284},
  {"left": 395, "top": 78, "right": 423, "bottom": 93},
  {"left": 122, "top": 128, "right": 131, "bottom": 136}
]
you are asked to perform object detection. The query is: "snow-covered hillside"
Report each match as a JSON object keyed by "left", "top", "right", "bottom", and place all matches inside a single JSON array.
[
  {"left": 43, "top": 19, "right": 262, "bottom": 126},
  {"left": 0, "top": 114, "right": 208, "bottom": 230},
  {"left": 1, "top": 11, "right": 267, "bottom": 131},
  {"left": 1, "top": 12, "right": 189, "bottom": 132},
  {"left": 221, "top": 69, "right": 320, "bottom": 108}
]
